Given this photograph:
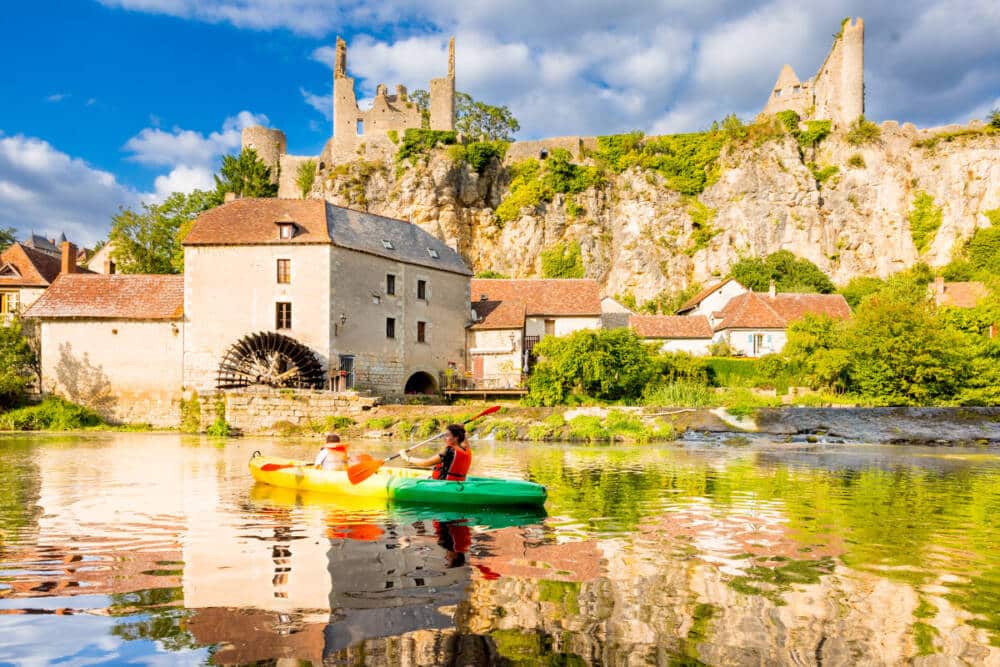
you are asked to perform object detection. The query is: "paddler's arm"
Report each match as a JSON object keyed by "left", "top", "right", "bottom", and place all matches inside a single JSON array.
[{"left": 399, "top": 448, "right": 443, "bottom": 468}]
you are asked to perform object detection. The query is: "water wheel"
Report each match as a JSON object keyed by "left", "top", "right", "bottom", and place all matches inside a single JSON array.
[{"left": 216, "top": 331, "right": 325, "bottom": 390}]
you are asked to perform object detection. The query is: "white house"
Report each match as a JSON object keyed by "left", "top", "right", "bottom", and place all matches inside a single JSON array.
[
  {"left": 629, "top": 315, "right": 714, "bottom": 355},
  {"left": 675, "top": 278, "right": 748, "bottom": 326}
]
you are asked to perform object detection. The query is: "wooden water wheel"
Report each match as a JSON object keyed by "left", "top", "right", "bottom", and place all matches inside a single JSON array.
[{"left": 215, "top": 331, "right": 325, "bottom": 390}]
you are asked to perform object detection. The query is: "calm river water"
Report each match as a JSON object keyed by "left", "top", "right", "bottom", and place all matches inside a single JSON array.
[{"left": 1, "top": 433, "right": 999, "bottom": 666}]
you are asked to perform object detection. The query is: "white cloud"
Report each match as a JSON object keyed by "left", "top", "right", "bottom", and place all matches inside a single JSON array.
[
  {"left": 151, "top": 165, "right": 216, "bottom": 201},
  {"left": 46, "top": 93, "right": 70, "bottom": 103},
  {"left": 0, "top": 134, "right": 141, "bottom": 246},
  {"left": 124, "top": 110, "right": 267, "bottom": 168},
  {"left": 300, "top": 87, "right": 332, "bottom": 120}
]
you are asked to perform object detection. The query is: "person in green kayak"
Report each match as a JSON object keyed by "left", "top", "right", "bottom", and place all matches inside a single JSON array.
[{"left": 399, "top": 424, "right": 472, "bottom": 481}]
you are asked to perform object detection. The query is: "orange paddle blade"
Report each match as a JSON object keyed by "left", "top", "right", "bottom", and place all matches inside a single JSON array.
[
  {"left": 347, "top": 458, "right": 385, "bottom": 485},
  {"left": 260, "top": 463, "right": 297, "bottom": 472}
]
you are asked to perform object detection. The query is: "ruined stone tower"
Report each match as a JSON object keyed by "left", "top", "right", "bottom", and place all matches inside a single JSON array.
[
  {"left": 763, "top": 17, "right": 864, "bottom": 127},
  {"left": 241, "top": 126, "right": 286, "bottom": 184}
]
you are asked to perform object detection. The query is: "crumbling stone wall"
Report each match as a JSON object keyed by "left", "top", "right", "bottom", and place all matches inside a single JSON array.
[{"left": 199, "top": 388, "right": 378, "bottom": 433}]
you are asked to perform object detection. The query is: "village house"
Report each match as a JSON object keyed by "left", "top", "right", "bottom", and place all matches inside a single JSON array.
[
  {"left": 929, "top": 276, "right": 988, "bottom": 308},
  {"left": 1, "top": 241, "right": 86, "bottom": 324},
  {"left": 674, "top": 278, "right": 749, "bottom": 324},
  {"left": 711, "top": 288, "right": 852, "bottom": 356},
  {"left": 629, "top": 315, "right": 714, "bottom": 355},
  {"left": 466, "top": 279, "right": 604, "bottom": 388},
  {"left": 24, "top": 274, "right": 184, "bottom": 425},
  {"left": 182, "top": 198, "right": 472, "bottom": 397}
]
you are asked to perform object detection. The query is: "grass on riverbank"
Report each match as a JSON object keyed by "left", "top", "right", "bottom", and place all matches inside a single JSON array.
[{"left": 0, "top": 397, "right": 154, "bottom": 432}]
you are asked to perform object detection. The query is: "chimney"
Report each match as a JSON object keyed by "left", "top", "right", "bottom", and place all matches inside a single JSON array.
[
  {"left": 768, "top": 280, "right": 776, "bottom": 298},
  {"left": 61, "top": 242, "right": 78, "bottom": 275},
  {"left": 224, "top": 191, "right": 238, "bottom": 203},
  {"left": 480, "top": 294, "right": 488, "bottom": 301}
]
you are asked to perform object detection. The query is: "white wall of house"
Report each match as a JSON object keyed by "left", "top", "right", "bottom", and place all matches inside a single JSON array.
[
  {"left": 330, "top": 247, "right": 470, "bottom": 395},
  {"left": 653, "top": 338, "right": 714, "bottom": 355},
  {"left": 1, "top": 287, "right": 45, "bottom": 323},
  {"left": 183, "top": 245, "right": 332, "bottom": 392},
  {"left": 38, "top": 319, "right": 183, "bottom": 425},
  {"left": 525, "top": 316, "right": 602, "bottom": 339},
  {"left": 718, "top": 328, "right": 787, "bottom": 357},
  {"left": 467, "top": 328, "right": 521, "bottom": 386},
  {"left": 691, "top": 281, "right": 748, "bottom": 321}
]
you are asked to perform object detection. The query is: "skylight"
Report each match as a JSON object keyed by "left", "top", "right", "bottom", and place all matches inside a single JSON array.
[
  {"left": 427, "top": 247, "right": 439, "bottom": 259},
  {"left": 381, "top": 239, "right": 394, "bottom": 250}
]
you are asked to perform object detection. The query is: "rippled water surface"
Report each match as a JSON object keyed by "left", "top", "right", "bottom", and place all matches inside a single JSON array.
[{"left": 2, "top": 433, "right": 999, "bottom": 665}]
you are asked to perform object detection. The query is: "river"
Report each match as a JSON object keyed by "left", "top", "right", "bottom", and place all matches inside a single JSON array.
[{"left": 1, "top": 432, "right": 998, "bottom": 665}]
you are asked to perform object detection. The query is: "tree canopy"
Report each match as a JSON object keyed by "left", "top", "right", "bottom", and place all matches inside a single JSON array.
[
  {"left": 213, "top": 147, "right": 278, "bottom": 199},
  {"left": 411, "top": 90, "right": 520, "bottom": 141},
  {"left": 0, "top": 227, "right": 15, "bottom": 252},
  {"left": 730, "top": 250, "right": 835, "bottom": 293},
  {"left": 109, "top": 190, "right": 218, "bottom": 274},
  {"left": 0, "top": 318, "right": 36, "bottom": 410}
]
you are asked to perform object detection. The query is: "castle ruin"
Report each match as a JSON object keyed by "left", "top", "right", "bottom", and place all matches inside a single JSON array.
[
  {"left": 242, "top": 37, "right": 455, "bottom": 197},
  {"left": 762, "top": 17, "right": 864, "bottom": 127}
]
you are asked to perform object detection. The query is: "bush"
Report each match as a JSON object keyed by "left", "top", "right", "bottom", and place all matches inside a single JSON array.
[
  {"left": 846, "top": 153, "right": 866, "bottom": 168},
  {"left": 796, "top": 120, "right": 832, "bottom": 150},
  {"left": 642, "top": 382, "right": 716, "bottom": 407},
  {"left": 604, "top": 409, "right": 651, "bottom": 442},
  {"left": 730, "top": 250, "right": 835, "bottom": 293},
  {"left": 590, "top": 129, "right": 727, "bottom": 195},
  {"left": 365, "top": 416, "right": 395, "bottom": 430},
  {"left": 651, "top": 352, "right": 710, "bottom": 384},
  {"left": 0, "top": 319, "right": 36, "bottom": 410},
  {"left": 908, "top": 191, "right": 943, "bottom": 253},
  {"left": 838, "top": 275, "right": 885, "bottom": 309},
  {"left": 475, "top": 270, "right": 510, "bottom": 278},
  {"left": 809, "top": 163, "right": 839, "bottom": 184},
  {"left": 706, "top": 357, "right": 759, "bottom": 387},
  {"left": 465, "top": 141, "right": 508, "bottom": 173},
  {"left": 396, "top": 129, "right": 457, "bottom": 163},
  {"left": 540, "top": 240, "right": 585, "bottom": 278},
  {"left": 566, "top": 415, "right": 608, "bottom": 441},
  {"left": 0, "top": 397, "right": 104, "bottom": 430},
  {"left": 496, "top": 159, "right": 547, "bottom": 223},
  {"left": 414, "top": 417, "right": 441, "bottom": 438},
  {"left": 525, "top": 329, "right": 654, "bottom": 405},
  {"left": 775, "top": 110, "right": 801, "bottom": 133},
  {"left": 295, "top": 159, "right": 317, "bottom": 198},
  {"left": 687, "top": 199, "right": 718, "bottom": 253},
  {"left": 180, "top": 391, "right": 201, "bottom": 433},
  {"left": 206, "top": 397, "right": 231, "bottom": 437},
  {"left": 845, "top": 115, "right": 881, "bottom": 145}
]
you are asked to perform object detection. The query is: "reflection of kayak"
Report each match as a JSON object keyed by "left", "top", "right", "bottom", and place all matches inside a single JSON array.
[
  {"left": 250, "top": 483, "right": 547, "bottom": 530},
  {"left": 249, "top": 455, "right": 547, "bottom": 508}
]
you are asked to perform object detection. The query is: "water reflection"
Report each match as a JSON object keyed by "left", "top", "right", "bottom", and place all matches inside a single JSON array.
[{"left": 1, "top": 434, "right": 1000, "bottom": 665}]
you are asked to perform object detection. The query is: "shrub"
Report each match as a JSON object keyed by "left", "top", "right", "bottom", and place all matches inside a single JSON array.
[
  {"left": 496, "top": 159, "right": 547, "bottom": 222},
  {"left": 0, "top": 397, "right": 104, "bottom": 431},
  {"left": 687, "top": 199, "right": 718, "bottom": 253},
  {"left": 180, "top": 391, "right": 201, "bottom": 433},
  {"left": 642, "top": 382, "right": 716, "bottom": 407},
  {"left": 845, "top": 115, "right": 881, "bottom": 145},
  {"left": 475, "top": 270, "right": 510, "bottom": 279},
  {"left": 364, "top": 416, "right": 395, "bottom": 430},
  {"left": 386, "top": 130, "right": 399, "bottom": 144},
  {"left": 206, "top": 397, "right": 231, "bottom": 437},
  {"left": 967, "top": 225, "right": 1000, "bottom": 276},
  {"left": 396, "top": 129, "right": 457, "bottom": 163},
  {"left": 651, "top": 352, "right": 710, "bottom": 384},
  {"left": 809, "top": 163, "right": 839, "bottom": 184},
  {"left": 485, "top": 419, "right": 518, "bottom": 440},
  {"left": 540, "top": 240, "right": 585, "bottom": 278},
  {"left": 846, "top": 153, "right": 866, "bottom": 168},
  {"left": 0, "top": 318, "right": 36, "bottom": 410},
  {"left": 775, "top": 110, "right": 801, "bottom": 133},
  {"left": 706, "top": 357, "right": 759, "bottom": 387},
  {"left": 566, "top": 415, "right": 608, "bottom": 441},
  {"left": 989, "top": 108, "right": 1000, "bottom": 129},
  {"left": 796, "top": 120, "right": 831, "bottom": 150},
  {"left": 908, "top": 191, "right": 943, "bottom": 253},
  {"left": 590, "top": 129, "right": 726, "bottom": 195},
  {"left": 414, "top": 417, "right": 440, "bottom": 438},
  {"left": 839, "top": 275, "right": 886, "bottom": 309},
  {"left": 604, "top": 409, "right": 651, "bottom": 442},
  {"left": 730, "top": 250, "right": 835, "bottom": 293},
  {"left": 465, "top": 141, "right": 508, "bottom": 173}
]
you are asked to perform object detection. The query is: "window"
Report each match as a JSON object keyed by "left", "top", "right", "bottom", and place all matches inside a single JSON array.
[
  {"left": 0, "top": 291, "right": 17, "bottom": 316},
  {"left": 381, "top": 239, "right": 394, "bottom": 250},
  {"left": 386, "top": 317, "right": 396, "bottom": 339},
  {"left": 417, "top": 321, "right": 426, "bottom": 343},
  {"left": 276, "top": 302, "right": 292, "bottom": 329},
  {"left": 427, "top": 247, "right": 439, "bottom": 259},
  {"left": 357, "top": 119, "right": 364, "bottom": 135},
  {"left": 276, "top": 259, "right": 290, "bottom": 284},
  {"left": 386, "top": 274, "right": 396, "bottom": 295},
  {"left": 417, "top": 280, "right": 427, "bottom": 300},
  {"left": 278, "top": 224, "right": 294, "bottom": 240},
  {"left": 752, "top": 334, "right": 764, "bottom": 356}
]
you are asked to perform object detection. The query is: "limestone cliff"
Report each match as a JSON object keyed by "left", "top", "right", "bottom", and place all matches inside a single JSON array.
[{"left": 314, "top": 122, "right": 999, "bottom": 304}]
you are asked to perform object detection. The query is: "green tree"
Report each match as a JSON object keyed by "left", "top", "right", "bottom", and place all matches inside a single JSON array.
[
  {"left": 411, "top": 90, "right": 520, "bottom": 141},
  {"left": 540, "top": 240, "right": 585, "bottom": 278},
  {"left": 526, "top": 328, "right": 653, "bottom": 405},
  {"left": 0, "top": 318, "right": 36, "bottom": 410},
  {"left": 296, "top": 159, "right": 317, "bottom": 198},
  {"left": 214, "top": 147, "right": 278, "bottom": 199},
  {"left": 989, "top": 108, "right": 1000, "bottom": 129},
  {"left": 730, "top": 250, "right": 835, "bottom": 293},
  {"left": 110, "top": 189, "right": 217, "bottom": 274},
  {"left": 0, "top": 227, "right": 16, "bottom": 252},
  {"left": 839, "top": 275, "right": 886, "bottom": 309},
  {"left": 782, "top": 314, "right": 851, "bottom": 389}
]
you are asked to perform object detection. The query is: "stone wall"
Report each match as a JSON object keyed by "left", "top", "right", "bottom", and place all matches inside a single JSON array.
[
  {"left": 504, "top": 136, "right": 597, "bottom": 163},
  {"left": 277, "top": 154, "right": 315, "bottom": 199},
  {"left": 198, "top": 388, "right": 378, "bottom": 433},
  {"left": 241, "top": 127, "right": 286, "bottom": 184}
]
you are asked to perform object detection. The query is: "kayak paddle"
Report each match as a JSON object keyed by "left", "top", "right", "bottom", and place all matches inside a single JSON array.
[{"left": 346, "top": 405, "right": 501, "bottom": 485}]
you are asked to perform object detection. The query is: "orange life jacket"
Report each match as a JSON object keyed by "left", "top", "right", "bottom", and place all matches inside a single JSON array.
[{"left": 432, "top": 443, "right": 472, "bottom": 481}]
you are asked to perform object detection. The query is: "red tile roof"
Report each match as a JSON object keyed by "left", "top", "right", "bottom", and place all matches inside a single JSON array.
[
  {"left": 714, "top": 292, "right": 851, "bottom": 330},
  {"left": 629, "top": 315, "right": 713, "bottom": 339},
  {"left": 470, "top": 299, "right": 526, "bottom": 330},
  {"left": 183, "top": 199, "right": 330, "bottom": 245},
  {"left": 676, "top": 278, "right": 738, "bottom": 313},
  {"left": 0, "top": 243, "right": 65, "bottom": 287},
  {"left": 932, "top": 280, "right": 988, "bottom": 308},
  {"left": 24, "top": 275, "right": 184, "bottom": 320},
  {"left": 470, "top": 279, "right": 602, "bottom": 317}
]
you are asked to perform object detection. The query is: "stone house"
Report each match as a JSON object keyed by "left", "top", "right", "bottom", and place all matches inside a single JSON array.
[
  {"left": 466, "top": 279, "right": 603, "bottom": 387},
  {"left": 929, "top": 277, "right": 988, "bottom": 308},
  {"left": 1, "top": 241, "right": 85, "bottom": 324},
  {"left": 711, "top": 289, "right": 852, "bottom": 357},
  {"left": 182, "top": 198, "right": 472, "bottom": 397},
  {"left": 629, "top": 315, "right": 714, "bottom": 355},
  {"left": 23, "top": 274, "right": 184, "bottom": 425},
  {"left": 674, "top": 278, "right": 748, "bottom": 324}
]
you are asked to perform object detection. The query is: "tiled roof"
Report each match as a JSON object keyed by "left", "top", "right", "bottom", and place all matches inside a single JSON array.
[
  {"left": 470, "top": 299, "right": 526, "bottom": 330},
  {"left": 629, "top": 315, "right": 713, "bottom": 339},
  {"left": 0, "top": 243, "right": 65, "bottom": 287},
  {"left": 714, "top": 291, "right": 850, "bottom": 330},
  {"left": 470, "top": 279, "right": 602, "bottom": 316},
  {"left": 676, "top": 278, "right": 737, "bottom": 313},
  {"left": 24, "top": 275, "right": 184, "bottom": 320},
  {"left": 933, "top": 281, "right": 988, "bottom": 308},
  {"left": 183, "top": 198, "right": 471, "bottom": 275}
]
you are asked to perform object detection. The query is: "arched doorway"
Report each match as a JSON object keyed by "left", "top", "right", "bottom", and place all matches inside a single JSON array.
[{"left": 404, "top": 371, "right": 437, "bottom": 395}]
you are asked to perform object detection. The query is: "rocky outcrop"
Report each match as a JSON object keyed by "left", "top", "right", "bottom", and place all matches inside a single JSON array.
[{"left": 315, "top": 123, "right": 1000, "bottom": 304}]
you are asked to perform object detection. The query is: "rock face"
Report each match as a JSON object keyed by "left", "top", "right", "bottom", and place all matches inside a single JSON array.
[{"left": 315, "top": 124, "right": 999, "bottom": 304}]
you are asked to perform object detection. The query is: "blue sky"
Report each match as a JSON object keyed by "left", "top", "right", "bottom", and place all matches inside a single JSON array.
[{"left": 2, "top": 0, "right": 998, "bottom": 246}]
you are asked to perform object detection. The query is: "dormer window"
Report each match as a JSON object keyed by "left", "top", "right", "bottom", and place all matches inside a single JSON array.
[
  {"left": 427, "top": 247, "right": 439, "bottom": 259},
  {"left": 381, "top": 239, "right": 394, "bottom": 250},
  {"left": 278, "top": 223, "right": 295, "bottom": 240}
]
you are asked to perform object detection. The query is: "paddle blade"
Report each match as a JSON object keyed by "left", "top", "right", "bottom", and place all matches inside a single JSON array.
[
  {"left": 260, "top": 463, "right": 296, "bottom": 472},
  {"left": 476, "top": 405, "right": 501, "bottom": 420},
  {"left": 347, "top": 458, "right": 384, "bottom": 485}
]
